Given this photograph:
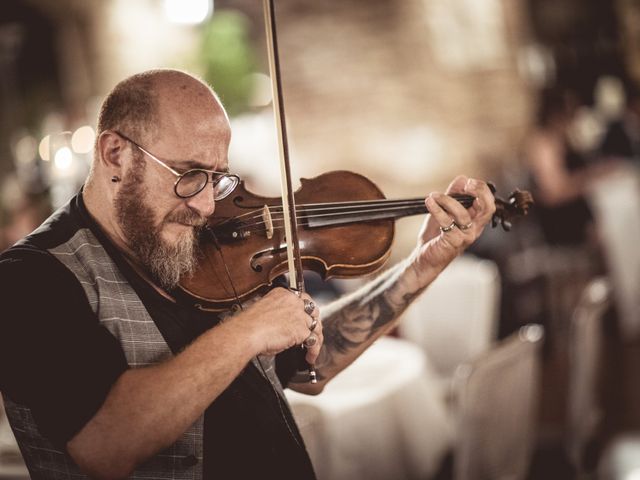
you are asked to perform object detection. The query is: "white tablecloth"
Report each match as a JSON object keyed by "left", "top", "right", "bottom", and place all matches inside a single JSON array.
[{"left": 286, "top": 336, "right": 453, "bottom": 480}]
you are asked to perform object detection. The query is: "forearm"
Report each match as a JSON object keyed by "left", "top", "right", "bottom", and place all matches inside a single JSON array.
[
  {"left": 293, "top": 249, "right": 442, "bottom": 392},
  {"left": 67, "top": 319, "right": 259, "bottom": 479}
]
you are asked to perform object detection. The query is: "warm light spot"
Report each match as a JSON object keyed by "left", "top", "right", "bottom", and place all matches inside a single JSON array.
[
  {"left": 15, "top": 135, "right": 37, "bottom": 165},
  {"left": 163, "top": 0, "right": 212, "bottom": 25},
  {"left": 39, "top": 135, "right": 51, "bottom": 161},
  {"left": 71, "top": 125, "right": 95, "bottom": 154},
  {"left": 54, "top": 147, "right": 73, "bottom": 171}
]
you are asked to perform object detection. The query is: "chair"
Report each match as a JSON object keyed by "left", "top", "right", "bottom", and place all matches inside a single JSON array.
[
  {"left": 566, "top": 277, "right": 610, "bottom": 473},
  {"left": 399, "top": 255, "right": 501, "bottom": 378},
  {"left": 588, "top": 165, "right": 640, "bottom": 340},
  {"left": 452, "top": 324, "right": 544, "bottom": 480}
]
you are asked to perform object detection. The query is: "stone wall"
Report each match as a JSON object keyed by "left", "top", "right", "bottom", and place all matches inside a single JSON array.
[{"left": 230, "top": 0, "right": 533, "bottom": 197}]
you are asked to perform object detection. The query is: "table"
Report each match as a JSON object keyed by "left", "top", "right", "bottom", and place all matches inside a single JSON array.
[{"left": 286, "top": 336, "right": 453, "bottom": 480}]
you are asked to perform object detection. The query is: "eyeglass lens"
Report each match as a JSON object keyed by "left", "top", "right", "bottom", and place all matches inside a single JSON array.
[{"left": 175, "top": 171, "right": 238, "bottom": 200}]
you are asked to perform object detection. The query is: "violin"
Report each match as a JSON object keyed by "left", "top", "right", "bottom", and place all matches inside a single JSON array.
[{"left": 178, "top": 170, "right": 533, "bottom": 311}]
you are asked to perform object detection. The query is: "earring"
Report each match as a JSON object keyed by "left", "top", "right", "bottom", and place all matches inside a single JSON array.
[{"left": 111, "top": 175, "right": 121, "bottom": 183}]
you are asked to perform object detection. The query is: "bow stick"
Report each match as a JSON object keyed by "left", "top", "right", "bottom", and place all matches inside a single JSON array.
[{"left": 263, "top": 0, "right": 317, "bottom": 383}]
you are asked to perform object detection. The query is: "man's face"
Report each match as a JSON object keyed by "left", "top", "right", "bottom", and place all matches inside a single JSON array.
[
  {"left": 113, "top": 122, "right": 231, "bottom": 290},
  {"left": 114, "top": 156, "right": 207, "bottom": 290}
]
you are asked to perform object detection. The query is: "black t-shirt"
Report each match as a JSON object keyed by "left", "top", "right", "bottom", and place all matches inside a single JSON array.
[{"left": 0, "top": 193, "right": 315, "bottom": 479}]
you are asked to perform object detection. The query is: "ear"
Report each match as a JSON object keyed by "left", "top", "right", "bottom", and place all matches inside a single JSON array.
[{"left": 97, "top": 131, "right": 127, "bottom": 172}]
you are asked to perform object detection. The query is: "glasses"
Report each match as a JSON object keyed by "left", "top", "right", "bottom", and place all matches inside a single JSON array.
[{"left": 114, "top": 131, "right": 239, "bottom": 201}]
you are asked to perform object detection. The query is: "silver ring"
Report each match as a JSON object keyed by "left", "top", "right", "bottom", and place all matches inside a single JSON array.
[
  {"left": 309, "top": 318, "right": 318, "bottom": 331},
  {"left": 304, "top": 299, "right": 315, "bottom": 315},
  {"left": 303, "top": 334, "right": 317, "bottom": 347},
  {"left": 440, "top": 221, "right": 456, "bottom": 233},
  {"left": 456, "top": 221, "right": 473, "bottom": 231}
]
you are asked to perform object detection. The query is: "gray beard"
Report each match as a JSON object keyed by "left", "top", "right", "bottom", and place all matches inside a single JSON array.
[{"left": 114, "top": 176, "right": 204, "bottom": 290}]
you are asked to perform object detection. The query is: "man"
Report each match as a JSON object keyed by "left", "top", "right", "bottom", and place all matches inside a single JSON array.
[{"left": 0, "top": 69, "right": 495, "bottom": 479}]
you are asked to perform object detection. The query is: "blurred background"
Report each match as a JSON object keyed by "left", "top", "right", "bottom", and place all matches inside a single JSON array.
[{"left": 1, "top": 0, "right": 639, "bottom": 479}]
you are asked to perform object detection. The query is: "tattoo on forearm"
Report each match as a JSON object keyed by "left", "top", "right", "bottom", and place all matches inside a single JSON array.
[{"left": 301, "top": 263, "right": 425, "bottom": 380}]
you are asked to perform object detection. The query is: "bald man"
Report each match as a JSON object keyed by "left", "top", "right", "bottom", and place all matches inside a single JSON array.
[{"left": 0, "top": 69, "right": 495, "bottom": 479}]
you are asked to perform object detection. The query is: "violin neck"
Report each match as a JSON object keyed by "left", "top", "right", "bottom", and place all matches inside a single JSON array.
[{"left": 304, "top": 194, "right": 475, "bottom": 228}]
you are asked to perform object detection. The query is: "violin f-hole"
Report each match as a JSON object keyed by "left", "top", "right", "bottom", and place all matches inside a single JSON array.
[{"left": 250, "top": 245, "right": 287, "bottom": 272}]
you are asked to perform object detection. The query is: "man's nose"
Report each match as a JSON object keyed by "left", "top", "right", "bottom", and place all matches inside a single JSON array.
[{"left": 185, "top": 187, "right": 215, "bottom": 218}]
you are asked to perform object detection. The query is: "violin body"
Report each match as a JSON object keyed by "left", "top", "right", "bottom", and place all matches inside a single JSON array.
[{"left": 180, "top": 171, "right": 395, "bottom": 310}]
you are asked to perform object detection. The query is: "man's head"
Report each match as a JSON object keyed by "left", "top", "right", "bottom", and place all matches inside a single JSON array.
[{"left": 87, "top": 69, "right": 233, "bottom": 289}]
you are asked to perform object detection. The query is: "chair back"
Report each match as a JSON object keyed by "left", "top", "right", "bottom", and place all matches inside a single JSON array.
[
  {"left": 566, "top": 277, "right": 610, "bottom": 470},
  {"left": 452, "top": 324, "right": 544, "bottom": 480},
  {"left": 589, "top": 166, "right": 640, "bottom": 340}
]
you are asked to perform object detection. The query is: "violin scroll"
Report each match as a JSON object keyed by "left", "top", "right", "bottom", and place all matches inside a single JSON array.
[{"left": 488, "top": 182, "right": 534, "bottom": 231}]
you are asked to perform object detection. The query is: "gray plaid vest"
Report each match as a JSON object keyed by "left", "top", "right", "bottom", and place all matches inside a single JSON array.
[{"left": 4, "top": 226, "right": 204, "bottom": 479}]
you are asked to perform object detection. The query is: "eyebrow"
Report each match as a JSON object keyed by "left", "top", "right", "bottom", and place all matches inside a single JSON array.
[{"left": 178, "top": 159, "right": 230, "bottom": 173}]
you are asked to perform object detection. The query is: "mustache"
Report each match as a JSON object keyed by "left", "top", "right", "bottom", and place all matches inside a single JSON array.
[{"left": 165, "top": 209, "right": 208, "bottom": 228}]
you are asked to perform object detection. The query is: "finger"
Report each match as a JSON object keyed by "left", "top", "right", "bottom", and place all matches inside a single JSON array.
[
  {"left": 299, "top": 294, "right": 320, "bottom": 326},
  {"left": 305, "top": 330, "right": 323, "bottom": 364},
  {"left": 304, "top": 311, "right": 323, "bottom": 364},
  {"left": 303, "top": 333, "right": 318, "bottom": 348},
  {"left": 444, "top": 175, "right": 469, "bottom": 195},
  {"left": 426, "top": 194, "right": 456, "bottom": 229},
  {"left": 305, "top": 345, "right": 321, "bottom": 365},
  {"left": 464, "top": 179, "right": 496, "bottom": 220},
  {"left": 431, "top": 192, "right": 473, "bottom": 229}
]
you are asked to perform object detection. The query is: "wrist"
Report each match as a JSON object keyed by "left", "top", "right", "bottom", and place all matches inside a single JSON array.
[
  {"left": 216, "top": 312, "right": 264, "bottom": 358},
  {"left": 406, "top": 246, "right": 446, "bottom": 290}
]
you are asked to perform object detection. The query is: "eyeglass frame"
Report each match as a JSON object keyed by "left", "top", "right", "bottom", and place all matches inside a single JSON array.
[{"left": 112, "top": 130, "right": 240, "bottom": 201}]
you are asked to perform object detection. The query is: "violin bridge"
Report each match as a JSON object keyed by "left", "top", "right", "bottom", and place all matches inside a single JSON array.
[{"left": 262, "top": 205, "right": 274, "bottom": 239}]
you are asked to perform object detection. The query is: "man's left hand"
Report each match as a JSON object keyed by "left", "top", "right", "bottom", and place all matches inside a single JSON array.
[{"left": 412, "top": 176, "right": 496, "bottom": 279}]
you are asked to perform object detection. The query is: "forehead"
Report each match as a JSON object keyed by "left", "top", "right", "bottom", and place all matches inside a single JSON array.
[{"left": 153, "top": 96, "right": 231, "bottom": 168}]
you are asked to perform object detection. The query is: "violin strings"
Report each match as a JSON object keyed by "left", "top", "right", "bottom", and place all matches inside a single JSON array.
[
  {"left": 216, "top": 198, "right": 431, "bottom": 226},
  {"left": 213, "top": 195, "right": 475, "bottom": 234},
  {"left": 215, "top": 197, "right": 449, "bottom": 229},
  {"left": 230, "top": 200, "right": 428, "bottom": 231},
  {"left": 226, "top": 202, "right": 435, "bottom": 234}
]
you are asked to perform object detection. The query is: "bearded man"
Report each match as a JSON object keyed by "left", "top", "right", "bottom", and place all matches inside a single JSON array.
[{"left": 0, "top": 69, "right": 495, "bottom": 479}]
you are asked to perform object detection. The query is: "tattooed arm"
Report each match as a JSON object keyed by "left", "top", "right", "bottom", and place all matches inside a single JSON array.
[{"left": 289, "top": 176, "right": 496, "bottom": 394}]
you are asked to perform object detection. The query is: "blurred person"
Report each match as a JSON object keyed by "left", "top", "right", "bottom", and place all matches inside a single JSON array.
[
  {"left": 0, "top": 69, "right": 495, "bottom": 479},
  {"left": 524, "top": 87, "right": 611, "bottom": 247}
]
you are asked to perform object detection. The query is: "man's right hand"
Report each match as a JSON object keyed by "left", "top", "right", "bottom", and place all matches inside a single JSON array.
[{"left": 236, "top": 288, "right": 323, "bottom": 365}]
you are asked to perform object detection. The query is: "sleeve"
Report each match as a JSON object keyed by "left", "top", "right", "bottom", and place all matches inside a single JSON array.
[{"left": 0, "top": 249, "right": 129, "bottom": 448}]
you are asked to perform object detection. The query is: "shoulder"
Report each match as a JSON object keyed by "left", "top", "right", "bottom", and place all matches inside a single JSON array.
[
  {"left": 0, "top": 244, "right": 73, "bottom": 280},
  {"left": 0, "top": 244, "right": 90, "bottom": 322}
]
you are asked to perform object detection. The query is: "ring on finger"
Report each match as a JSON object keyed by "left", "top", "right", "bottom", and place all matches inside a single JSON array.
[
  {"left": 309, "top": 318, "right": 318, "bottom": 331},
  {"left": 303, "top": 333, "right": 317, "bottom": 347},
  {"left": 304, "top": 299, "right": 315, "bottom": 316},
  {"left": 440, "top": 220, "right": 456, "bottom": 233},
  {"left": 455, "top": 221, "right": 473, "bottom": 231}
]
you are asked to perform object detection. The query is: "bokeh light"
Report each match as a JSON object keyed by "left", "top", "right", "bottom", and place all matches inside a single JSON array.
[
  {"left": 163, "top": 0, "right": 212, "bottom": 25},
  {"left": 71, "top": 126, "right": 96, "bottom": 154}
]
